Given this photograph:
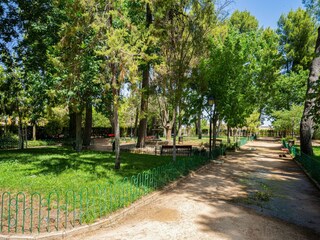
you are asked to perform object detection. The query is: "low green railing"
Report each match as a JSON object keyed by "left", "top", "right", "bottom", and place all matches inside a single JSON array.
[
  {"left": 282, "top": 141, "right": 320, "bottom": 184},
  {"left": 237, "top": 136, "right": 255, "bottom": 148},
  {"left": 0, "top": 147, "right": 227, "bottom": 235}
]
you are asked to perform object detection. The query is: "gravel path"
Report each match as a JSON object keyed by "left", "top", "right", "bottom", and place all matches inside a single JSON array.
[{"left": 73, "top": 138, "right": 320, "bottom": 240}]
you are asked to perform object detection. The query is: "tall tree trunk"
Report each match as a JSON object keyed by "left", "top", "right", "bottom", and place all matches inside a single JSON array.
[
  {"left": 227, "top": 125, "right": 231, "bottom": 144},
  {"left": 212, "top": 115, "right": 217, "bottom": 149},
  {"left": 32, "top": 123, "right": 36, "bottom": 141},
  {"left": 134, "top": 107, "right": 139, "bottom": 137},
  {"left": 112, "top": 82, "right": 121, "bottom": 170},
  {"left": 69, "top": 107, "right": 76, "bottom": 140},
  {"left": 173, "top": 117, "right": 177, "bottom": 161},
  {"left": 83, "top": 100, "right": 92, "bottom": 147},
  {"left": 18, "top": 112, "right": 24, "bottom": 150},
  {"left": 165, "top": 127, "right": 172, "bottom": 141},
  {"left": 197, "top": 112, "right": 202, "bottom": 139},
  {"left": 136, "top": 3, "right": 152, "bottom": 148},
  {"left": 300, "top": 27, "right": 320, "bottom": 155},
  {"left": 75, "top": 111, "right": 82, "bottom": 152}
]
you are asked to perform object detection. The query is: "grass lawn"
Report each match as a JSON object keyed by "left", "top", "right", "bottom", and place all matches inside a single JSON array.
[
  {"left": 313, "top": 146, "right": 320, "bottom": 161},
  {"left": 0, "top": 147, "right": 174, "bottom": 195}
]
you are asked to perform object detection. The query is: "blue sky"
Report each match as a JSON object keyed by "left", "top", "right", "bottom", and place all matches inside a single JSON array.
[{"left": 231, "top": 0, "right": 304, "bottom": 29}]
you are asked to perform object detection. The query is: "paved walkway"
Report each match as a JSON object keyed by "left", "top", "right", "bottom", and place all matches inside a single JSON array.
[{"left": 73, "top": 138, "right": 320, "bottom": 240}]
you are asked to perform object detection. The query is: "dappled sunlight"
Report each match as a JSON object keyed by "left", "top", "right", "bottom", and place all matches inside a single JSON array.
[{"left": 161, "top": 138, "right": 320, "bottom": 234}]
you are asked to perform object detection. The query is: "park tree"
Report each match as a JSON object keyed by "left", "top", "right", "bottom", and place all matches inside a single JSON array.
[
  {"left": 204, "top": 26, "right": 258, "bottom": 144},
  {"left": 300, "top": 27, "right": 320, "bottom": 155},
  {"left": 230, "top": 10, "right": 258, "bottom": 33},
  {"left": 277, "top": 8, "right": 317, "bottom": 72},
  {"left": 152, "top": 0, "right": 217, "bottom": 160},
  {"left": 52, "top": 0, "right": 101, "bottom": 152},
  {"left": 245, "top": 110, "right": 260, "bottom": 136},
  {"left": 93, "top": 0, "right": 141, "bottom": 169},
  {"left": 251, "top": 28, "right": 282, "bottom": 117},
  {"left": 272, "top": 104, "right": 303, "bottom": 138},
  {"left": 129, "top": 2, "right": 155, "bottom": 148}
]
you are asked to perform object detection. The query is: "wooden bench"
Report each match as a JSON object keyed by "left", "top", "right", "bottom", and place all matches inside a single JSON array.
[
  {"left": 160, "top": 145, "right": 192, "bottom": 156},
  {"left": 145, "top": 136, "right": 157, "bottom": 141}
]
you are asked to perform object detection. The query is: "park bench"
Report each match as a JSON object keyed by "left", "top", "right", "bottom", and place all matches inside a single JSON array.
[
  {"left": 145, "top": 136, "right": 158, "bottom": 141},
  {"left": 160, "top": 145, "right": 192, "bottom": 156}
]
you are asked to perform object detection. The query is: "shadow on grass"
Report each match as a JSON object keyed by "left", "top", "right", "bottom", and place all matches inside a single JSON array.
[{"left": 0, "top": 147, "right": 173, "bottom": 179}]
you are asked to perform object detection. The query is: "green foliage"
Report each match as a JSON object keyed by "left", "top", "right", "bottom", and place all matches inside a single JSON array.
[
  {"left": 92, "top": 108, "right": 111, "bottom": 128},
  {"left": 245, "top": 110, "right": 261, "bottom": 133},
  {"left": 271, "top": 70, "right": 308, "bottom": 111},
  {"left": 230, "top": 10, "right": 259, "bottom": 33},
  {"left": 277, "top": 8, "right": 317, "bottom": 72},
  {"left": 0, "top": 133, "right": 19, "bottom": 149},
  {"left": 204, "top": 27, "right": 259, "bottom": 127},
  {"left": 303, "top": 0, "right": 320, "bottom": 20},
  {"left": 27, "top": 140, "right": 57, "bottom": 147},
  {"left": 271, "top": 104, "right": 303, "bottom": 133}
]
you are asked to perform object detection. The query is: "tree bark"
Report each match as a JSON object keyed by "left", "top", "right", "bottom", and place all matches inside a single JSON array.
[
  {"left": 18, "top": 112, "right": 24, "bottom": 150},
  {"left": 197, "top": 112, "right": 202, "bottom": 139},
  {"left": 165, "top": 127, "right": 172, "bottom": 141},
  {"left": 69, "top": 107, "right": 76, "bottom": 140},
  {"left": 32, "top": 123, "right": 36, "bottom": 141},
  {"left": 134, "top": 107, "right": 139, "bottom": 137},
  {"left": 83, "top": 100, "right": 92, "bottom": 147},
  {"left": 136, "top": 3, "right": 152, "bottom": 148},
  {"left": 300, "top": 27, "right": 320, "bottom": 155},
  {"left": 75, "top": 111, "right": 82, "bottom": 152},
  {"left": 112, "top": 79, "right": 121, "bottom": 170},
  {"left": 212, "top": 115, "right": 217, "bottom": 149}
]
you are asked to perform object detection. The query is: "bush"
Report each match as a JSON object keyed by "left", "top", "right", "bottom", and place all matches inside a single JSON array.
[
  {"left": 45, "top": 119, "right": 63, "bottom": 136},
  {"left": 0, "top": 133, "right": 19, "bottom": 149},
  {"left": 27, "top": 140, "right": 57, "bottom": 147}
]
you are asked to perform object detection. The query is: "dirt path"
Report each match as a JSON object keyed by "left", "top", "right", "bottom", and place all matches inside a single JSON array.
[{"left": 74, "top": 138, "right": 320, "bottom": 240}]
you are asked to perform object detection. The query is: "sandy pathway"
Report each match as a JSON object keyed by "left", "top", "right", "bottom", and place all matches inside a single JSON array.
[{"left": 73, "top": 138, "right": 320, "bottom": 240}]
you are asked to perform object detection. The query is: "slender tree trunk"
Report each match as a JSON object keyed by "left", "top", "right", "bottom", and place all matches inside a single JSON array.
[
  {"left": 25, "top": 125, "right": 28, "bottom": 149},
  {"left": 197, "top": 112, "right": 202, "bottom": 139},
  {"left": 165, "top": 127, "right": 172, "bottom": 141},
  {"left": 83, "top": 100, "right": 92, "bottom": 147},
  {"left": 173, "top": 117, "right": 177, "bottom": 161},
  {"left": 69, "top": 107, "right": 76, "bottom": 140},
  {"left": 32, "top": 123, "right": 36, "bottom": 141},
  {"left": 212, "top": 115, "right": 217, "bottom": 149},
  {"left": 300, "top": 27, "right": 320, "bottom": 155},
  {"left": 75, "top": 111, "right": 82, "bottom": 152},
  {"left": 136, "top": 3, "right": 152, "bottom": 148},
  {"left": 113, "top": 87, "right": 121, "bottom": 169},
  {"left": 227, "top": 125, "right": 231, "bottom": 144},
  {"left": 134, "top": 107, "right": 139, "bottom": 137},
  {"left": 18, "top": 112, "right": 24, "bottom": 150}
]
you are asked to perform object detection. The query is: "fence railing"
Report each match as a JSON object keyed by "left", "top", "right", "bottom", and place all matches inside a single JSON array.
[
  {"left": 282, "top": 140, "right": 320, "bottom": 184},
  {"left": 237, "top": 136, "right": 255, "bottom": 148},
  {"left": 0, "top": 147, "right": 228, "bottom": 235}
]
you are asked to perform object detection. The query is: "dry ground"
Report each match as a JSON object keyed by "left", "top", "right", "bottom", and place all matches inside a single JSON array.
[{"left": 72, "top": 138, "right": 320, "bottom": 240}]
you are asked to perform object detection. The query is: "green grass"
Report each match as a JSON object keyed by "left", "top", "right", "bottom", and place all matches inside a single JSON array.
[
  {"left": 313, "top": 146, "right": 320, "bottom": 160},
  {"left": 0, "top": 147, "right": 174, "bottom": 195}
]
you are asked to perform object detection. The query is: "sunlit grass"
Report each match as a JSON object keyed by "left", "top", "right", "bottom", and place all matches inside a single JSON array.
[
  {"left": 0, "top": 147, "right": 173, "bottom": 195},
  {"left": 313, "top": 146, "right": 320, "bottom": 161}
]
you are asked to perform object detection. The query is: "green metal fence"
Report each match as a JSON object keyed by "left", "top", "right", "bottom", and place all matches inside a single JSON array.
[
  {"left": 0, "top": 147, "right": 228, "bottom": 235},
  {"left": 237, "top": 136, "right": 255, "bottom": 148},
  {"left": 282, "top": 140, "right": 320, "bottom": 184}
]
